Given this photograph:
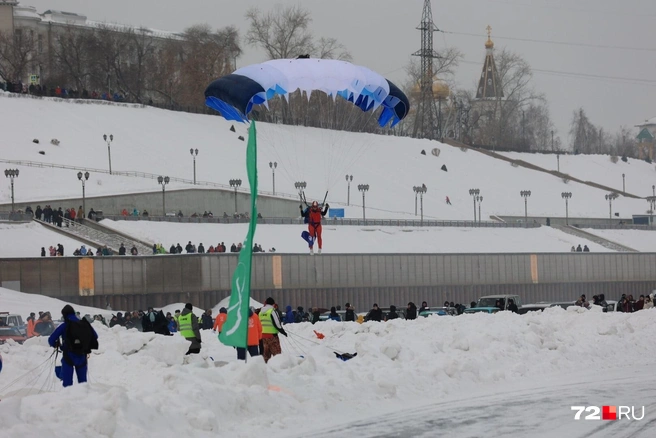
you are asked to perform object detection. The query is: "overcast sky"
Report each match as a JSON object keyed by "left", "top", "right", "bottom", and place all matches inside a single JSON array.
[{"left": 25, "top": 0, "right": 656, "bottom": 144}]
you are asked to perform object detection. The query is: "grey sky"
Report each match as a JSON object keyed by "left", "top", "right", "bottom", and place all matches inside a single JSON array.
[{"left": 25, "top": 0, "right": 656, "bottom": 144}]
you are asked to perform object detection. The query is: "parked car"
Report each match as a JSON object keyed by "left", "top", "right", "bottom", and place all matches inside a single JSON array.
[
  {"left": 518, "top": 301, "right": 577, "bottom": 314},
  {"left": 464, "top": 294, "right": 522, "bottom": 314},
  {"left": 0, "top": 312, "right": 26, "bottom": 335},
  {"left": 0, "top": 326, "right": 27, "bottom": 344},
  {"left": 419, "top": 307, "right": 457, "bottom": 317}
]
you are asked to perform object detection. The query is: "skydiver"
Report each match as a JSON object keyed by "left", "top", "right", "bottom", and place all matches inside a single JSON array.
[{"left": 300, "top": 200, "right": 329, "bottom": 254}]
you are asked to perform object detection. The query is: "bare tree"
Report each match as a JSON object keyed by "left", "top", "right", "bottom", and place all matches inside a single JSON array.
[
  {"left": 245, "top": 5, "right": 315, "bottom": 59},
  {"left": 113, "top": 27, "right": 156, "bottom": 102},
  {"left": 88, "top": 24, "right": 127, "bottom": 95},
  {"left": 0, "top": 29, "right": 39, "bottom": 84},
  {"left": 315, "top": 37, "right": 351, "bottom": 61},
  {"left": 52, "top": 25, "right": 95, "bottom": 92}
]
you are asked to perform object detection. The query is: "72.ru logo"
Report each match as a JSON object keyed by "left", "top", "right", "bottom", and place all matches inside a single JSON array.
[{"left": 571, "top": 406, "right": 645, "bottom": 420}]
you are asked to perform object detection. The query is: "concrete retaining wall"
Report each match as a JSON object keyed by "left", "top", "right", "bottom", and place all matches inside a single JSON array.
[
  {"left": 0, "top": 188, "right": 299, "bottom": 218},
  {"left": 2, "top": 253, "right": 655, "bottom": 312}
]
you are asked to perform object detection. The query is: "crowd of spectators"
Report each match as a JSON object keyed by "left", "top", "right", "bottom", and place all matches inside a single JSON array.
[{"left": 1, "top": 80, "right": 129, "bottom": 103}]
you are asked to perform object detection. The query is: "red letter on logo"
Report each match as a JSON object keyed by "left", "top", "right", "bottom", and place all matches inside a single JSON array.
[{"left": 602, "top": 406, "right": 617, "bottom": 420}]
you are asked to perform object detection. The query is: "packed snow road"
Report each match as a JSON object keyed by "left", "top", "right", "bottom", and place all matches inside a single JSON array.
[{"left": 311, "top": 367, "right": 656, "bottom": 438}]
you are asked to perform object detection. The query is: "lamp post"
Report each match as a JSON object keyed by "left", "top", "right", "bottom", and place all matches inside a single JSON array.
[
  {"left": 190, "top": 148, "right": 199, "bottom": 185},
  {"left": 4, "top": 169, "right": 19, "bottom": 212},
  {"left": 469, "top": 188, "right": 480, "bottom": 223},
  {"left": 476, "top": 195, "right": 483, "bottom": 224},
  {"left": 622, "top": 173, "right": 625, "bottom": 193},
  {"left": 77, "top": 171, "right": 90, "bottom": 219},
  {"left": 103, "top": 134, "right": 113, "bottom": 175},
  {"left": 345, "top": 174, "right": 353, "bottom": 206},
  {"left": 157, "top": 175, "right": 170, "bottom": 217},
  {"left": 294, "top": 181, "right": 307, "bottom": 199},
  {"left": 229, "top": 179, "right": 242, "bottom": 214},
  {"left": 561, "top": 192, "right": 572, "bottom": 225},
  {"left": 269, "top": 162, "right": 277, "bottom": 195},
  {"left": 415, "top": 184, "right": 427, "bottom": 225},
  {"left": 358, "top": 184, "right": 369, "bottom": 220},
  {"left": 605, "top": 193, "right": 618, "bottom": 226},
  {"left": 520, "top": 190, "right": 531, "bottom": 228},
  {"left": 647, "top": 196, "right": 656, "bottom": 228},
  {"left": 413, "top": 186, "right": 419, "bottom": 216},
  {"left": 653, "top": 184, "right": 655, "bottom": 198}
]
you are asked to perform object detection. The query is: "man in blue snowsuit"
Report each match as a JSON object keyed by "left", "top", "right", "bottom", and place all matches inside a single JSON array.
[{"left": 48, "top": 305, "right": 98, "bottom": 387}]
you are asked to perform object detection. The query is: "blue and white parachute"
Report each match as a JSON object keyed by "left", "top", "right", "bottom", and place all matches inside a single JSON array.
[{"left": 204, "top": 59, "right": 409, "bottom": 127}]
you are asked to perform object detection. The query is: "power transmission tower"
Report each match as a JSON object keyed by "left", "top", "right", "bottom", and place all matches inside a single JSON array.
[{"left": 412, "top": 0, "right": 441, "bottom": 140}]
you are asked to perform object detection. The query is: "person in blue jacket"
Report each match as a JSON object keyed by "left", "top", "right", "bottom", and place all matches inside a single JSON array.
[{"left": 48, "top": 305, "right": 98, "bottom": 387}]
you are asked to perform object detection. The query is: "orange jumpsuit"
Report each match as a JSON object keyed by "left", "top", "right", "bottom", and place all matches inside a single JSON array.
[{"left": 306, "top": 205, "right": 328, "bottom": 249}]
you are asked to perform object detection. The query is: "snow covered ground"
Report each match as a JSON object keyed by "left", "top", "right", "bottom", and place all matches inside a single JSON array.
[
  {"left": 1, "top": 287, "right": 655, "bottom": 437},
  {"left": 582, "top": 228, "right": 656, "bottom": 253},
  {"left": 0, "top": 221, "right": 88, "bottom": 258},
  {"left": 501, "top": 151, "right": 656, "bottom": 199},
  {"left": 0, "top": 94, "right": 649, "bottom": 220},
  {"left": 101, "top": 219, "right": 611, "bottom": 253}
]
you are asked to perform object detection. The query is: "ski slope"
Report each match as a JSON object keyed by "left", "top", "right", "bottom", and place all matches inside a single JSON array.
[
  {"left": 100, "top": 219, "right": 611, "bottom": 253},
  {"left": 1, "top": 287, "right": 655, "bottom": 438},
  {"left": 0, "top": 94, "right": 649, "bottom": 220},
  {"left": 582, "top": 228, "right": 656, "bottom": 253}
]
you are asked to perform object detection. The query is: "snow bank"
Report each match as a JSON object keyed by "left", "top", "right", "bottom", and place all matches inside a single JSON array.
[
  {"left": 101, "top": 219, "right": 611, "bottom": 253},
  {"left": 0, "top": 221, "right": 89, "bottom": 258},
  {"left": 1, "top": 301, "right": 655, "bottom": 437},
  {"left": 0, "top": 287, "right": 109, "bottom": 319}
]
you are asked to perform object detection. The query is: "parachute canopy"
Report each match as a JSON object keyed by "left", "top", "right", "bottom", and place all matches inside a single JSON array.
[{"left": 204, "top": 59, "right": 409, "bottom": 127}]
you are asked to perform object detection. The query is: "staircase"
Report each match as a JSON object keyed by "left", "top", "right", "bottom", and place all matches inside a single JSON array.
[
  {"left": 554, "top": 225, "right": 638, "bottom": 252},
  {"left": 35, "top": 218, "right": 153, "bottom": 255}
]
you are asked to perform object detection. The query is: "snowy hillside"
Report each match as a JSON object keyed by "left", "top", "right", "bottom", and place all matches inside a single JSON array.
[
  {"left": 0, "top": 221, "right": 88, "bottom": 258},
  {"left": 101, "top": 219, "right": 610, "bottom": 253},
  {"left": 0, "top": 94, "right": 649, "bottom": 221},
  {"left": 501, "top": 151, "right": 656, "bottom": 198},
  {"left": 1, "top": 286, "right": 655, "bottom": 437},
  {"left": 582, "top": 228, "right": 656, "bottom": 253}
]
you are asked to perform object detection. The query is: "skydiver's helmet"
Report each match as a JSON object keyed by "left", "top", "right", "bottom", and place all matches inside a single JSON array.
[{"left": 311, "top": 201, "right": 319, "bottom": 210}]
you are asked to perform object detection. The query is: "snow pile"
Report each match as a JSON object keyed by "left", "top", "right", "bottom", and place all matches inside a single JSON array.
[
  {"left": 1, "top": 288, "right": 656, "bottom": 437},
  {"left": 0, "top": 287, "right": 109, "bottom": 319},
  {"left": 100, "top": 219, "right": 610, "bottom": 253},
  {"left": 0, "top": 221, "right": 88, "bottom": 258},
  {"left": 0, "top": 96, "right": 648, "bottom": 220}
]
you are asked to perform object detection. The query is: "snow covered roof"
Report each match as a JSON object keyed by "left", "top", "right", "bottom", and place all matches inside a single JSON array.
[
  {"left": 13, "top": 5, "right": 41, "bottom": 21},
  {"left": 637, "top": 116, "right": 656, "bottom": 127}
]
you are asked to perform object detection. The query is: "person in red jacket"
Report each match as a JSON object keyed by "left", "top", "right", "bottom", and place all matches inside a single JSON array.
[{"left": 301, "top": 200, "right": 329, "bottom": 254}]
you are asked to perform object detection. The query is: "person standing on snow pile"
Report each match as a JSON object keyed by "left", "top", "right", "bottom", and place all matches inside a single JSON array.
[
  {"left": 48, "top": 305, "right": 98, "bottom": 387},
  {"left": 300, "top": 200, "right": 329, "bottom": 254},
  {"left": 344, "top": 303, "right": 356, "bottom": 322},
  {"left": 259, "top": 297, "right": 287, "bottom": 363},
  {"left": 213, "top": 307, "right": 227, "bottom": 333},
  {"left": 178, "top": 303, "right": 202, "bottom": 355},
  {"left": 237, "top": 308, "right": 262, "bottom": 361},
  {"left": 406, "top": 302, "right": 417, "bottom": 320},
  {"left": 201, "top": 309, "right": 213, "bottom": 330}
]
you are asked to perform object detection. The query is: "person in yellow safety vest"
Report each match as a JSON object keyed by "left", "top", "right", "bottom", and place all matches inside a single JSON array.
[
  {"left": 258, "top": 297, "right": 287, "bottom": 363},
  {"left": 178, "top": 303, "right": 201, "bottom": 355}
]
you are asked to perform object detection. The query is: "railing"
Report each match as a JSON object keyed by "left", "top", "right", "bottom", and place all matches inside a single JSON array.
[
  {"left": 101, "top": 214, "right": 540, "bottom": 228},
  {"left": 0, "top": 212, "right": 33, "bottom": 222},
  {"left": 579, "top": 224, "right": 654, "bottom": 231}
]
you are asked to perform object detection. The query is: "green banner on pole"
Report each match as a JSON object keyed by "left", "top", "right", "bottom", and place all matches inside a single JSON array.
[{"left": 219, "top": 121, "right": 258, "bottom": 348}]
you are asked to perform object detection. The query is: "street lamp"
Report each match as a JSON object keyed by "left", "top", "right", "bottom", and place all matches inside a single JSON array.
[
  {"left": 605, "top": 192, "right": 618, "bottom": 226},
  {"left": 561, "top": 192, "right": 572, "bottom": 225},
  {"left": 413, "top": 184, "right": 427, "bottom": 225},
  {"left": 229, "top": 178, "right": 242, "bottom": 214},
  {"left": 4, "top": 169, "right": 19, "bottom": 212},
  {"left": 622, "top": 173, "right": 626, "bottom": 193},
  {"left": 77, "top": 171, "right": 90, "bottom": 219},
  {"left": 647, "top": 196, "right": 656, "bottom": 228},
  {"left": 269, "top": 162, "right": 277, "bottom": 195},
  {"left": 190, "top": 148, "right": 199, "bottom": 185},
  {"left": 103, "top": 134, "right": 114, "bottom": 175},
  {"left": 345, "top": 174, "right": 353, "bottom": 206},
  {"left": 358, "top": 184, "right": 369, "bottom": 220},
  {"left": 469, "top": 188, "right": 480, "bottom": 222},
  {"left": 157, "top": 175, "right": 170, "bottom": 216},
  {"left": 294, "top": 181, "right": 307, "bottom": 199},
  {"left": 520, "top": 190, "right": 531, "bottom": 228},
  {"left": 476, "top": 195, "right": 483, "bottom": 224}
]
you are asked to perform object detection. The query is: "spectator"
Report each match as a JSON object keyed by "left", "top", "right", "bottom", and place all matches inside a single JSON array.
[
  {"left": 169, "top": 244, "right": 177, "bottom": 254},
  {"left": 77, "top": 206, "right": 84, "bottom": 222},
  {"left": 40, "top": 247, "right": 46, "bottom": 257},
  {"left": 118, "top": 244, "right": 127, "bottom": 255},
  {"left": 583, "top": 245, "right": 590, "bottom": 252},
  {"left": 570, "top": 246, "right": 576, "bottom": 252},
  {"left": 644, "top": 296, "right": 653, "bottom": 310},
  {"left": 328, "top": 307, "right": 341, "bottom": 321},
  {"left": 385, "top": 305, "right": 399, "bottom": 321},
  {"left": 634, "top": 295, "right": 645, "bottom": 311},
  {"left": 121, "top": 209, "right": 128, "bottom": 216},
  {"left": 418, "top": 301, "right": 428, "bottom": 314},
  {"left": 283, "top": 305, "right": 295, "bottom": 324},
  {"left": 311, "top": 307, "right": 321, "bottom": 324},
  {"left": 130, "top": 245, "right": 138, "bottom": 255},
  {"left": 344, "top": 303, "right": 356, "bottom": 322},
  {"left": 230, "top": 243, "right": 237, "bottom": 253},
  {"left": 507, "top": 299, "right": 519, "bottom": 313},
  {"left": 406, "top": 302, "right": 417, "bottom": 320},
  {"left": 142, "top": 210, "right": 149, "bottom": 217},
  {"left": 576, "top": 244, "right": 582, "bottom": 252},
  {"left": 201, "top": 309, "right": 213, "bottom": 330},
  {"left": 365, "top": 304, "right": 383, "bottom": 322},
  {"left": 35, "top": 205, "right": 43, "bottom": 220},
  {"left": 198, "top": 243, "right": 205, "bottom": 254}
]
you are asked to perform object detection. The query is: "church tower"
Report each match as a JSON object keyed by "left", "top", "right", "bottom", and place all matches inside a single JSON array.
[{"left": 475, "top": 26, "right": 503, "bottom": 100}]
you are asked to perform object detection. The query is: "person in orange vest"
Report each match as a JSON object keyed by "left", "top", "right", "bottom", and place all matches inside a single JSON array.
[
  {"left": 26, "top": 312, "right": 37, "bottom": 338},
  {"left": 237, "top": 308, "right": 262, "bottom": 360},
  {"left": 213, "top": 307, "right": 227, "bottom": 333},
  {"left": 300, "top": 201, "right": 329, "bottom": 254}
]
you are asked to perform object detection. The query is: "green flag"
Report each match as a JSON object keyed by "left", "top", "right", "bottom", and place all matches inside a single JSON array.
[{"left": 219, "top": 121, "right": 258, "bottom": 348}]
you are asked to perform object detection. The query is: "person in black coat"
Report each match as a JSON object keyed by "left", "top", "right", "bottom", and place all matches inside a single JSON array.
[
  {"left": 386, "top": 305, "right": 399, "bottom": 321},
  {"left": 365, "top": 304, "right": 383, "bottom": 322},
  {"left": 583, "top": 245, "right": 590, "bottom": 252},
  {"left": 344, "top": 303, "right": 355, "bottom": 322},
  {"left": 418, "top": 301, "right": 428, "bottom": 314},
  {"left": 507, "top": 299, "right": 519, "bottom": 313},
  {"left": 35, "top": 205, "right": 42, "bottom": 220},
  {"left": 201, "top": 309, "right": 213, "bottom": 330},
  {"left": 406, "top": 302, "right": 417, "bottom": 320},
  {"left": 118, "top": 244, "right": 126, "bottom": 255},
  {"left": 40, "top": 247, "right": 46, "bottom": 257}
]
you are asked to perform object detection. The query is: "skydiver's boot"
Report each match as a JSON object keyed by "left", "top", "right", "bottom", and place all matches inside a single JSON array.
[
  {"left": 318, "top": 249, "right": 322, "bottom": 254},
  {"left": 310, "top": 247, "right": 314, "bottom": 255}
]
